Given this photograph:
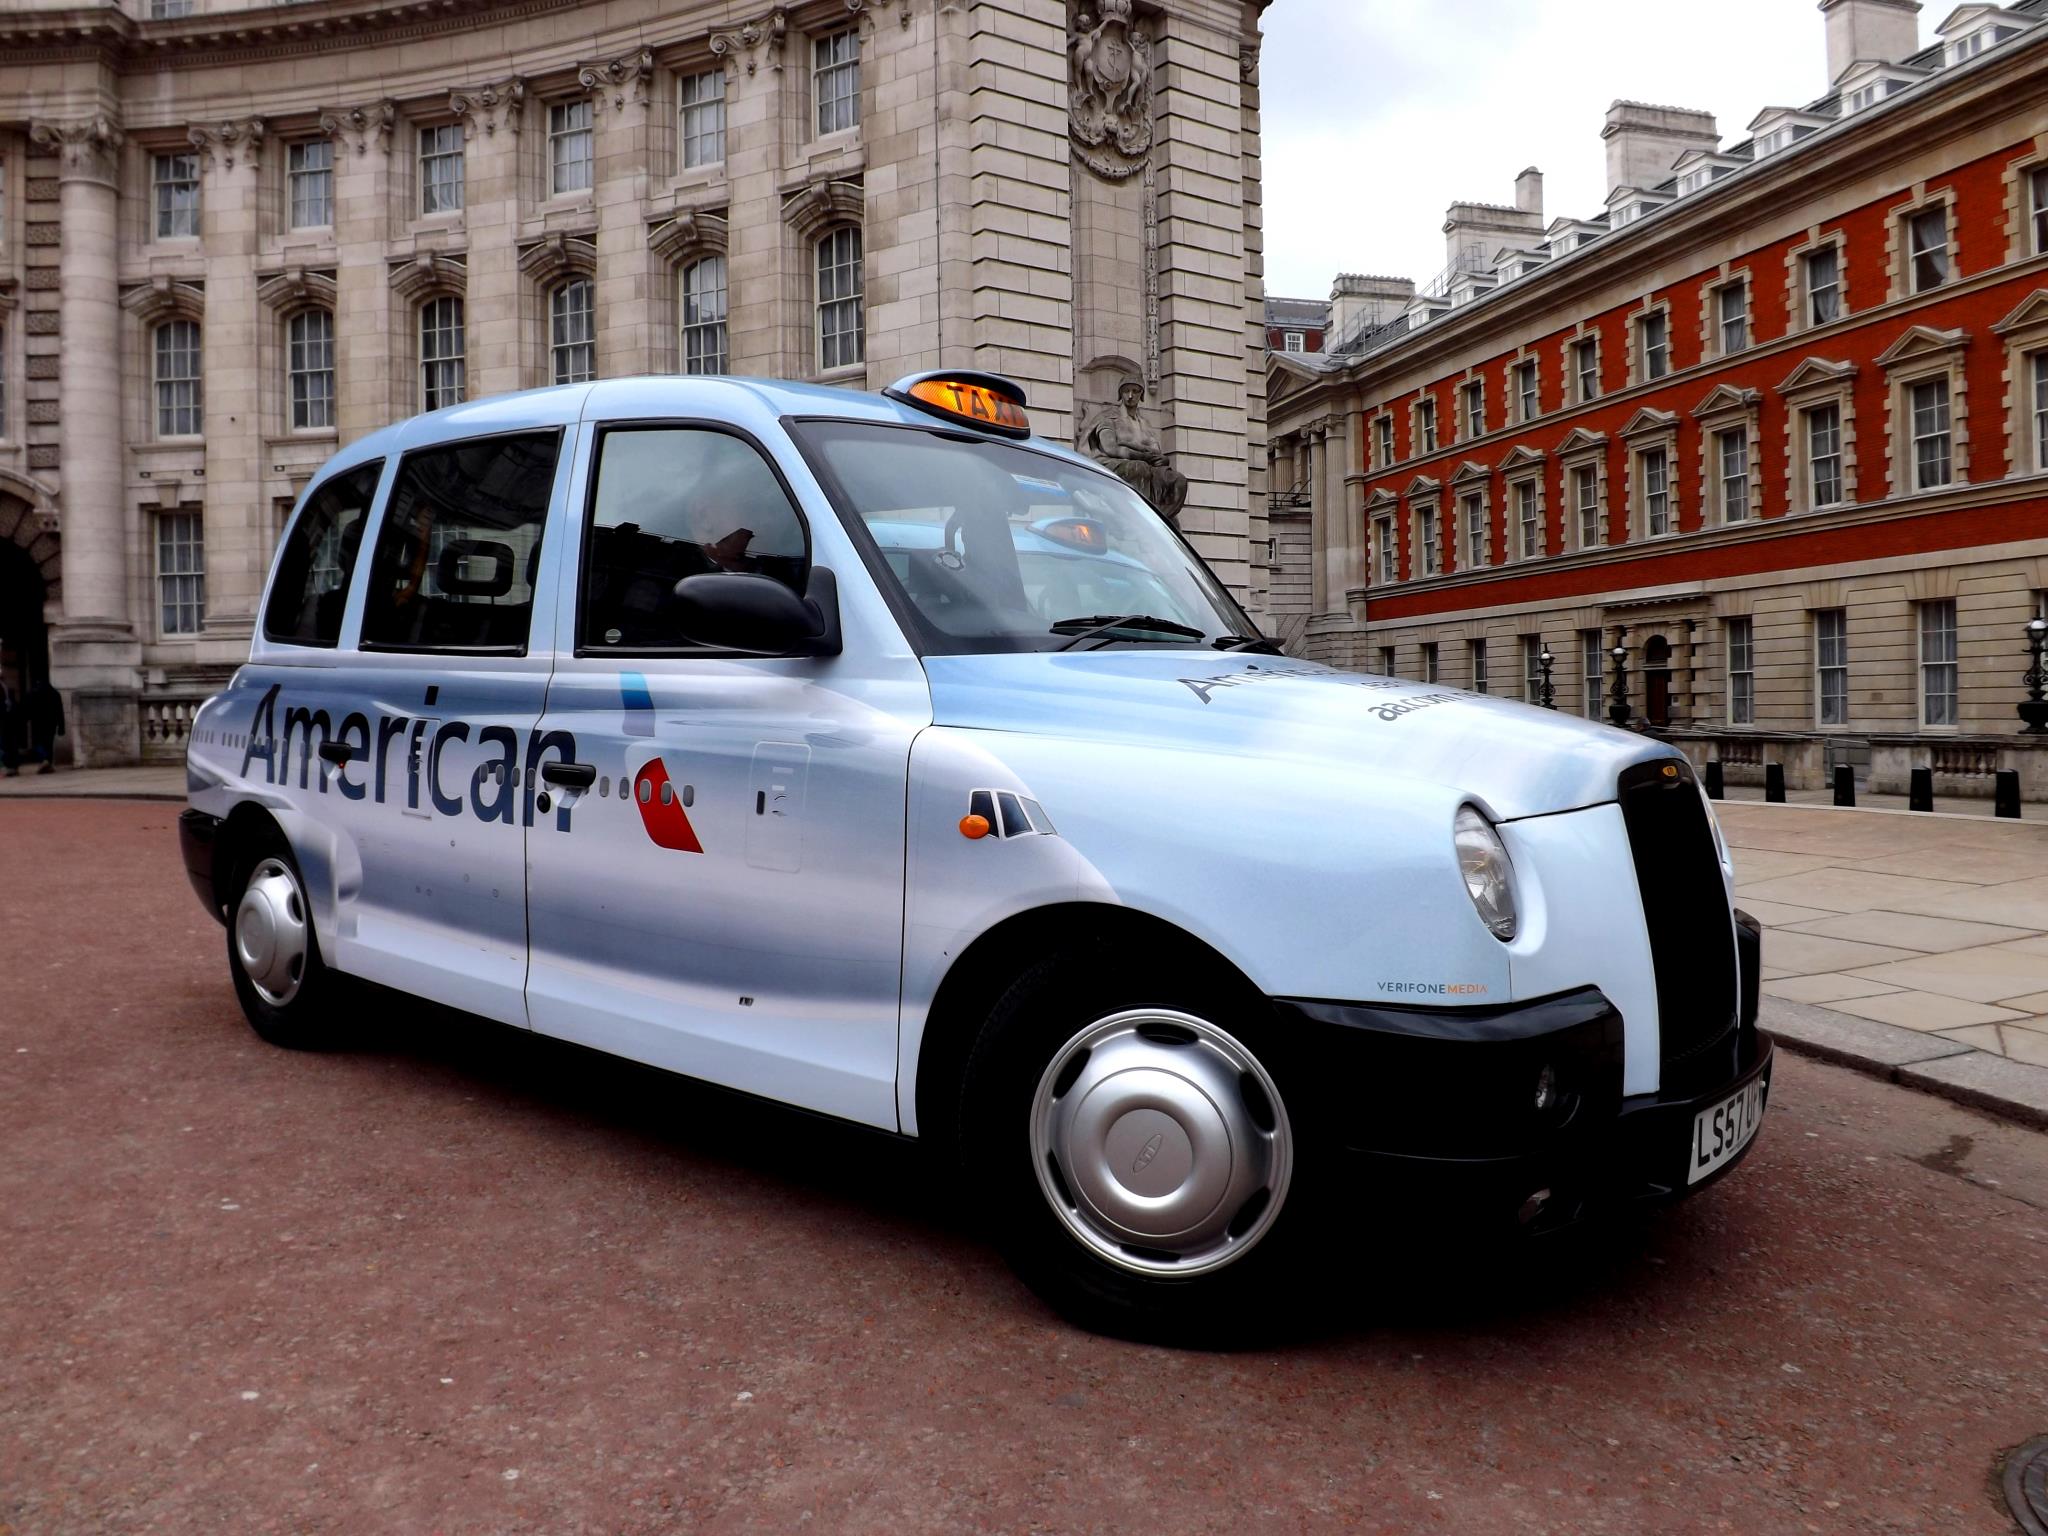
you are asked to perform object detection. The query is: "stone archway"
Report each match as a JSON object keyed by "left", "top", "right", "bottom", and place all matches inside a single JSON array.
[{"left": 0, "top": 486, "right": 60, "bottom": 690}]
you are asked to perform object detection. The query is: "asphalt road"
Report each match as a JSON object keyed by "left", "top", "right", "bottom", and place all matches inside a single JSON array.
[{"left": 5, "top": 800, "right": 2048, "bottom": 1535}]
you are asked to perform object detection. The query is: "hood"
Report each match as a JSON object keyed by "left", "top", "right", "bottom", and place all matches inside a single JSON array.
[{"left": 920, "top": 651, "right": 1677, "bottom": 822}]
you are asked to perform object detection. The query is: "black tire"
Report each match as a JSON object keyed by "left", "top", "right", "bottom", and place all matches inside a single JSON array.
[
  {"left": 955, "top": 948, "right": 1332, "bottom": 1346},
  {"left": 225, "top": 828, "right": 345, "bottom": 1050}
]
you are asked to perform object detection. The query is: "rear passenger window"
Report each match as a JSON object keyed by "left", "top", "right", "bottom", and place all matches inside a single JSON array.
[
  {"left": 263, "top": 459, "right": 384, "bottom": 647},
  {"left": 359, "top": 431, "right": 560, "bottom": 653},
  {"left": 580, "top": 427, "right": 808, "bottom": 651}
]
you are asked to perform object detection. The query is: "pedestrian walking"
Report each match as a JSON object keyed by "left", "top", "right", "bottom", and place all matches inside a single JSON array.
[{"left": 24, "top": 678, "right": 62, "bottom": 774}]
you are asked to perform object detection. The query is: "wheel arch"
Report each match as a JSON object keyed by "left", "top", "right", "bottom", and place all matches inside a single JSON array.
[
  {"left": 212, "top": 800, "right": 290, "bottom": 915},
  {"left": 910, "top": 902, "right": 1262, "bottom": 1153}
]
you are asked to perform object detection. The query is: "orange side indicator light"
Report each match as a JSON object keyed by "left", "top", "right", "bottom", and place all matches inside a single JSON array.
[
  {"left": 959, "top": 814, "right": 992, "bottom": 840},
  {"left": 1662, "top": 763, "right": 1680, "bottom": 779}
]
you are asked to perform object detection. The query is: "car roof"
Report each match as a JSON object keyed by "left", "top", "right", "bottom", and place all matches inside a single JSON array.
[{"left": 313, "top": 375, "right": 1098, "bottom": 485}]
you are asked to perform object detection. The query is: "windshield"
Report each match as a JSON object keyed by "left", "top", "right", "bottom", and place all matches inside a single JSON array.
[{"left": 793, "top": 420, "right": 1258, "bottom": 654}]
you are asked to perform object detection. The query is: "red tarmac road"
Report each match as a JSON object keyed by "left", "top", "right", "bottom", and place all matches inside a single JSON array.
[{"left": 5, "top": 800, "right": 2048, "bottom": 1534}]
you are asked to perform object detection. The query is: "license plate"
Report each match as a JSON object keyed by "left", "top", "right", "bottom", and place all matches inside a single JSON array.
[{"left": 1687, "top": 1075, "right": 1767, "bottom": 1186}]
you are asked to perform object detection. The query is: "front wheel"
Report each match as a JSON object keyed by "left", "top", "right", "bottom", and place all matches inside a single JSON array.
[
  {"left": 227, "top": 838, "right": 344, "bottom": 1049},
  {"left": 957, "top": 954, "right": 1324, "bottom": 1344}
]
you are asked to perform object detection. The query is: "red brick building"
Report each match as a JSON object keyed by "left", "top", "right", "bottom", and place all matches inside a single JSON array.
[{"left": 1267, "top": 0, "right": 2048, "bottom": 798}]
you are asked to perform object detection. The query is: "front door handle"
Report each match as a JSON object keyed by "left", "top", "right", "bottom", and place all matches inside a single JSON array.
[
  {"left": 317, "top": 742, "right": 352, "bottom": 765},
  {"left": 541, "top": 761, "right": 597, "bottom": 789}
]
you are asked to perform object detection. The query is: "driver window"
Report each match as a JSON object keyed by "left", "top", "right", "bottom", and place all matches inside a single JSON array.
[
  {"left": 359, "top": 431, "right": 560, "bottom": 653},
  {"left": 580, "top": 427, "right": 808, "bottom": 651}
]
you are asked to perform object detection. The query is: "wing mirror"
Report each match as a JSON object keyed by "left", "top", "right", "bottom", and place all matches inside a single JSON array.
[{"left": 670, "top": 565, "right": 842, "bottom": 657}]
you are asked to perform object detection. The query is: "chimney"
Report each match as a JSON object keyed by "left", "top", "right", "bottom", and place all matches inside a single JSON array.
[
  {"left": 1602, "top": 101, "right": 1720, "bottom": 196},
  {"left": 1819, "top": 0, "right": 1922, "bottom": 84},
  {"left": 1514, "top": 167, "right": 1543, "bottom": 216},
  {"left": 1328, "top": 273, "right": 1417, "bottom": 340}
]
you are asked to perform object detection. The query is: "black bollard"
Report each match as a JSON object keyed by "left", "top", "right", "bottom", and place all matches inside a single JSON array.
[
  {"left": 1995, "top": 770, "right": 2021, "bottom": 820},
  {"left": 1765, "top": 762, "right": 1786, "bottom": 803},
  {"left": 1833, "top": 764, "right": 1855, "bottom": 808},
  {"left": 1704, "top": 760, "right": 1724, "bottom": 800},
  {"left": 1909, "top": 767, "right": 1934, "bottom": 812}
]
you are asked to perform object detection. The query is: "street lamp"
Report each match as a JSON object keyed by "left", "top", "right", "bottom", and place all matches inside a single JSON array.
[
  {"left": 1537, "top": 647, "right": 1556, "bottom": 709},
  {"left": 2022, "top": 616, "right": 2048, "bottom": 735},
  {"left": 1607, "top": 641, "right": 1633, "bottom": 728}
]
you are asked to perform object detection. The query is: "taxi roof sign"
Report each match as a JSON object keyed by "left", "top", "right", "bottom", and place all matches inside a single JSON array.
[{"left": 886, "top": 370, "right": 1032, "bottom": 439}]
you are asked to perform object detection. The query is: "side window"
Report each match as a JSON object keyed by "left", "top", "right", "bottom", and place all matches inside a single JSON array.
[
  {"left": 580, "top": 426, "right": 808, "bottom": 651},
  {"left": 262, "top": 460, "right": 385, "bottom": 647},
  {"left": 359, "top": 431, "right": 560, "bottom": 653}
]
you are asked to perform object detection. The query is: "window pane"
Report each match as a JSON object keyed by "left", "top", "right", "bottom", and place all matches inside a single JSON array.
[
  {"left": 264, "top": 459, "right": 384, "bottom": 646},
  {"left": 1575, "top": 467, "right": 1599, "bottom": 547},
  {"left": 158, "top": 511, "right": 206, "bottom": 635},
  {"left": 1909, "top": 207, "right": 1948, "bottom": 291},
  {"left": 1808, "top": 404, "right": 1842, "bottom": 505},
  {"left": 420, "top": 124, "right": 465, "bottom": 214},
  {"left": 816, "top": 225, "right": 864, "bottom": 371},
  {"left": 1911, "top": 378, "right": 1951, "bottom": 489},
  {"left": 582, "top": 427, "right": 810, "bottom": 649},
  {"left": 550, "top": 278, "right": 596, "bottom": 385},
  {"left": 2033, "top": 352, "right": 2048, "bottom": 472},
  {"left": 1718, "top": 282, "right": 1747, "bottom": 352},
  {"left": 420, "top": 297, "right": 465, "bottom": 411},
  {"left": 549, "top": 100, "right": 593, "bottom": 195},
  {"left": 1643, "top": 447, "right": 1669, "bottom": 535},
  {"left": 1582, "top": 629, "right": 1603, "bottom": 717},
  {"left": 287, "top": 309, "right": 335, "bottom": 430},
  {"left": 288, "top": 139, "right": 333, "bottom": 228},
  {"left": 1727, "top": 616, "right": 1753, "bottom": 725},
  {"left": 680, "top": 70, "right": 727, "bottom": 168},
  {"left": 1720, "top": 428, "right": 1749, "bottom": 520},
  {"left": 1921, "top": 599, "right": 1957, "bottom": 726},
  {"left": 680, "top": 255, "right": 729, "bottom": 375},
  {"left": 1807, "top": 246, "right": 1839, "bottom": 324},
  {"left": 1817, "top": 609, "right": 1848, "bottom": 725},
  {"left": 154, "top": 153, "right": 199, "bottom": 238},
  {"left": 155, "top": 319, "right": 203, "bottom": 437},
  {"left": 360, "top": 431, "right": 560, "bottom": 651},
  {"left": 1470, "top": 639, "right": 1487, "bottom": 694},
  {"left": 814, "top": 29, "right": 860, "bottom": 136},
  {"left": 1642, "top": 313, "right": 1668, "bottom": 377}
]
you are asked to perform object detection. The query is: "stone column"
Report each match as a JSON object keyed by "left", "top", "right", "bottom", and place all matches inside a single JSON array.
[
  {"left": 32, "top": 114, "right": 141, "bottom": 765},
  {"left": 716, "top": 19, "right": 790, "bottom": 377},
  {"left": 1306, "top": 427, "right": 1327, "bottom": 613},
  {"left": 324, "top": 102, "right": 397, "bottom": 440},
  {"left": 583, "top": 49, "right": 655, "bottom": 378},
  {"left": 454, "top": 79, "right": 527, "bottom": 399},
  {"left": 191, "top": 117, "right": 265, "bottom": 638},
  {"left": 1326, "top": 408, "right": 1355, "bottom": 605}
]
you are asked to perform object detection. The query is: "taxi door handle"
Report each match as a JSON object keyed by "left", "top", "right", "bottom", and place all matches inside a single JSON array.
[
  {"left": 541, "top": 761, "right": 597, "bottom": 789},
  {"left": 317, "top": 742, "right": 352, "bottom": 765}
]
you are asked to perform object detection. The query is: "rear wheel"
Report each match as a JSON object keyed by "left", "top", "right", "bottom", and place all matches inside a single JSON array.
[
  {"left": 957, "top": 952, "right": 1325, "bottom": 1344},
  {"left": 226, "top": 835, "right": 343, "bottom": 1048}
]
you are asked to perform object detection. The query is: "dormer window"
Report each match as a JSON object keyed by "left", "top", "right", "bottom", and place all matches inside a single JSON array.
[{"left": 1838, "top": 62, "right": 1925, "bottom": 115}]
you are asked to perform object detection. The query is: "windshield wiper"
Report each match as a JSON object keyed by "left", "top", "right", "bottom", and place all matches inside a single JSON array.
[
  {"left": 1051, "top": 613, "right": 1207, "bottom": 651},
  {"left": 1211, "top": 634, "right": 1283, "bottom": 654}
]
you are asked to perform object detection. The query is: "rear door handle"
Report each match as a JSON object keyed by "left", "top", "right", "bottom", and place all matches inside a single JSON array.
[
  {"left": 541, "top": 761, "right": 597, "bottom": 789},
  {"left": 317, "top": 742, "right": 352, "bottom": 765}
]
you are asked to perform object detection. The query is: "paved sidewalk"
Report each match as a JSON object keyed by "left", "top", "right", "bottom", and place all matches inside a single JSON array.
[
  {"left": 0, "top": 764, "right": 185, "bottom": 800},
  {"left": 1723, "top": 800, "right": 2048, "bottom": 1072}
]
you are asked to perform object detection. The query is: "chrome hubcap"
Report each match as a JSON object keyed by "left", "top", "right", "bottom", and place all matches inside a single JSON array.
[
  {"left": 235, "top": 857, "right": 309, "bottom": 1008},
  {"left": 1029, "top": 1009, "right": 1292, "bottom": 1277}
]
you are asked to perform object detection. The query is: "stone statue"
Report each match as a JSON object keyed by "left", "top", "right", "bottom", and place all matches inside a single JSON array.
[
  {"left": 1082, "top": 380, "right": 1188, "bottom": 523},
  {"left": 1070, "top": 0, "right": 1153, "bottom": 180}
]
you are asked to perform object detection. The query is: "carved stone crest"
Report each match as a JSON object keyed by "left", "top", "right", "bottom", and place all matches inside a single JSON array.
[
  {"left": 1070, "top": 0, "right": 1153, "bottom": 181},
  {"left": 578, "top": 48, "right": 654, "bottom": 112},
  {"left": 28, "top": 116, "right": 123, "bottom": 184},
  {"left": 319, "top": 100, "right": 397, "bottom": 158},
  {"left": 449, "top": 78, "right": 526, "bottom": 137},
  {"left": 710, "top": 9, "right": 786, "bottom": 77},
  {"left": 188, "top": 116, "right": 266, "bottom": 172}
]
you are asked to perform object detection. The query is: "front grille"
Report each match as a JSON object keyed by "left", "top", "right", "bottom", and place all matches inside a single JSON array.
[{"left": 1616, "top": 759, "right": 1739, "bottom": 1091}]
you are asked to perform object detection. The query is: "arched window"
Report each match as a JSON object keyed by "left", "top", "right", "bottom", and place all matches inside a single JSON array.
[
  {"left": 287, "top": 309, "right": 335, "bottom": 431},
  {"left": 815, "top": 225, "right": 863, "bottom": 372},
  {"left": 550, "top": 278, "right": 596, "bottom": 385},
  {"left": 420, "top": 295, "right": 465, "bottom": 411},
  {"left": 154, "top": 319, "right": 203, "bottom": 437},
  {"left": 680, "top": 256, "right": 728, "bottom": 375}
]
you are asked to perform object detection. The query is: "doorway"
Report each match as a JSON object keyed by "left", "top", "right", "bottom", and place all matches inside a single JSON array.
[{"left": 1643, "top": 633, "right": 1672, "bottom": 728}]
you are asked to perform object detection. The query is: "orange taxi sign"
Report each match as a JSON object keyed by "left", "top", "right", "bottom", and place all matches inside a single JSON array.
[{"left": 887, "top": 371, "right": 1032, "bottom": 438}]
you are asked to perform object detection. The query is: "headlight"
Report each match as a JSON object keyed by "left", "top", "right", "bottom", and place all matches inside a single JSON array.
[{"left": 1453, "top": 804, "right": 1518, "bottom": 942}]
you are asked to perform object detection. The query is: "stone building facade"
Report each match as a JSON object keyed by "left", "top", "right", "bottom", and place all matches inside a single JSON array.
[
  {"left": 1268, "top": 0, "right": 2048, "bottom": 799},
  {"left": 0, "top": 0, "right": 1270, "bottom": 764}
]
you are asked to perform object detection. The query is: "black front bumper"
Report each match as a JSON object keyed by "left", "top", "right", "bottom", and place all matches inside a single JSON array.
[
  {"left": 1271, "top": 912, "right": 1770, "bottom": 1234},
  {"left": 179, "top": 808, "right": 225, "bottom": 924}
]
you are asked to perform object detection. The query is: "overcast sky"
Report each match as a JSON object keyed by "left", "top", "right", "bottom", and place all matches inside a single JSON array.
[{"left": 1259, "top": 0, "right": 1910, "bottom": 299}]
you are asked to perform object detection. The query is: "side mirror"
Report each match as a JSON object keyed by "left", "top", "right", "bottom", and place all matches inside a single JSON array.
[{"left": 670, "top": 566, "right": 842, "bottom": 657}]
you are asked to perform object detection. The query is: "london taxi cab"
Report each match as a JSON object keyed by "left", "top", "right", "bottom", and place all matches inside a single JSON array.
[{"left": 179, "top": 371, "right": 1770, "bottom": 1341}]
